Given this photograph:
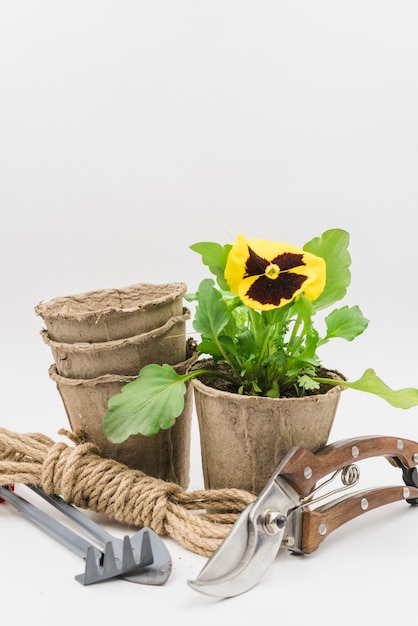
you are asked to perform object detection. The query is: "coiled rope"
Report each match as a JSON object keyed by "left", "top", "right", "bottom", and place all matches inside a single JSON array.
[{"left": 0, "top": 426, "right": 255, "bottom": 557}]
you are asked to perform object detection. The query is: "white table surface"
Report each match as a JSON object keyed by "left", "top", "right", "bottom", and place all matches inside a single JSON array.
[
  {"left": 1, "top": 2, "right": 418, "bottom": 623},
  {"left": 1, "top": 362, "right": 417, "bottom": 625}
]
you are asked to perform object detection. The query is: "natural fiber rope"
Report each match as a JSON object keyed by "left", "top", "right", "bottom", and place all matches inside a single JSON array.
[{"left": 0, "top": 426, "right": 255, "bottom": 556}]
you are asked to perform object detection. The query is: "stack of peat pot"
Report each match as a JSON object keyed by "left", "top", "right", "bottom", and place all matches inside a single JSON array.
[{"left": 35, "top": 282, "right": 193, "bottom": 487}]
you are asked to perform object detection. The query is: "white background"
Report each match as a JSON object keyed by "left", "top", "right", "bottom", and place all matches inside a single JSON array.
[{"left": 1, "top": 1, "right": 417, "bottom": 623}]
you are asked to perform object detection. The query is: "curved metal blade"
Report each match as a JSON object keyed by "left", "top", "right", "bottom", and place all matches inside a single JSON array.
[{"left": 188, "top": 476, "right": 300, "bottom": 598}]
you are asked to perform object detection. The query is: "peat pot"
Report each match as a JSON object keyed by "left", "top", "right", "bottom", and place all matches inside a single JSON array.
[
  {"left": 41, "top": 309, "right": 190, "bottom": 378},
  {"left": 49, "top": 353, "right": 196, "bottom": 488},
  {"left": 192, "top": 373, "right": 345, "bottom": 494},
  {"left": 35, "top": 282, "right": 187, "bottom": 343}
]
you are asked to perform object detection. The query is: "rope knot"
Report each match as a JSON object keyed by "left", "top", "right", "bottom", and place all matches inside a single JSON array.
[
  {"left": 0, "top": 426, "right": 253, "bottom": 556},
  {"left": 42, "top": 438, "right": 111, "bottom": 504},
  {"left": 110, "top": 471, "right": 183, "bottom": 536}
]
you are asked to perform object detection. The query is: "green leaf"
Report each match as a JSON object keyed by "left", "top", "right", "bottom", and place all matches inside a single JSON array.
[
  {"left": 300, "top": 328, "right": 321, "bottom": 359},
  {"left": 102, "top": 364, "right": 190, "bottom": 442},
  {"left": 298, "top": 374, "right": 320, "bottom": 391},
  {"left": 193, "top": 278, "right": 231, "bottom": 340},
  {"left": 190, "top": 242, "right": 232, "bottom": 291},
  {"left": 293, "top": 292, "right": 314, "bottom": 319},
  {"left": 197, "top": 339, "right": 224, "bottom": 358},
  {"left": 237, "top": 329, "right": 261, "bottom": 361},
  {"left": 315, "top": 368, "right": 418, "bottom": 409},
  {"left": 323, "top": 305, "right": 369, "bottom": 342},
  {"left": 261, "top": 302, "right": 292, "bottom": 327},
  {"left": 265, "top": 381, "right": 280, "bottom": 397},
  {"left": 292, "top": 294, "right": 316, "bottom": 339},
  {"left": 304, "top": 228, "right": 351, "bottom": 310}
]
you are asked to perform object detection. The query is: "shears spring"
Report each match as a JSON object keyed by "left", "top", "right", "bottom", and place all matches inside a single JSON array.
[{"left": 301, "top": 464, "right": 361, "bottom": 506}]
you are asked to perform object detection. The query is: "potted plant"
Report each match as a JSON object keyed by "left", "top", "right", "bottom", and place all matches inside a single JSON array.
[{"left": 102, "top": 228, "right": 418, "bottom": 493}]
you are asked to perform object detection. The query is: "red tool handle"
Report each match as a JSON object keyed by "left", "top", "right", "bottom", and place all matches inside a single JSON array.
[
  {"left": 0, "top": 484, "right": 14, "bottom": 503},
  {"left": 279, "top": 435, "right": 418, "bottom": 496}
]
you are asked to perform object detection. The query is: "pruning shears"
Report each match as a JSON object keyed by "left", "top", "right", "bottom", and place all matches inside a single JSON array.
[{"left": 188, "top": 435, "right": 418, "bottom": 598}]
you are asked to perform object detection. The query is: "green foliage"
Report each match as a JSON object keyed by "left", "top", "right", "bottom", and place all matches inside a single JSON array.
[
  {"left": 314, "top": 369, "right": 418, "bottom": 409},
  {"left": 102, "top": 364, "right": 191, "bottom": 440},
  {"left": 102, "top": 227, "right": 418, "bottom": 443},
  {"left": 193, "top": 279, "right": 231, "bottom": 340},
  {"left": 189, "top": 242, "right": 232, "bottom": 291},
  {"left": 322, "top": 305, "right": 369, "bottom": 343},
  {"left": 304, "top": 228, "right": 351, "bottom": 311}
]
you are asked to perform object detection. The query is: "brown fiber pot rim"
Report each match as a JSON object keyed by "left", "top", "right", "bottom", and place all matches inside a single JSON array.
[
  {"left": 48, "top": 349, "right": 198, "bottom": 386},
  {"left": 35, "top": 282, "right": 187, "bottom": 321},
  {"left": 40, "top": 308, "right": 190, "bottom": 352},
  {"left": 191, "top": 369, "right": 346, "bottom": 404}
]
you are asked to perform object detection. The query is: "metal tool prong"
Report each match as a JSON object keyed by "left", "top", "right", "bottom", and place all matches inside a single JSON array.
[
  {"left": 0, "top": 485, "right": 171, "bottom": 585},
  {"left": 29, "top": 485, "right": 172, "bottom": 585}
]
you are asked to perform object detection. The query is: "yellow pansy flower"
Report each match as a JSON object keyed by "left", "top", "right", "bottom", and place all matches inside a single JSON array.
[{"left": 224, "top": 233, "right": 326, "bottom": 310}]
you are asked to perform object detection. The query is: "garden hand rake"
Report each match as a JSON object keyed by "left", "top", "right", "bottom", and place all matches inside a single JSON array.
[{"left": 0, "top": 484, "right": 172, "bottom": 586}]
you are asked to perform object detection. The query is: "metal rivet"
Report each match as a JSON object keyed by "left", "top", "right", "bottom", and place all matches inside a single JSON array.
[
  {"left": 397, "top": 439, "right": 404, "bottom": 451},
  {"left": 403, "top": 487, "right": 411, "bottom": 499},
  {"left": 413, "top": 453, "right": 418, "bottom": 464},
  {"left": 284, "top": 536, "right": 295, "bottom": 547},
  {"left": 361, "top": 498, "right": 369, "bottom": 510},
  {"left": 318, "top": 523, "right": 327, "bottom": 536},
  {"left": 352, "top": 445, "right": 359, "bottom": 459},
  {"left": 303, "top": 466, "right": 313, "bottom": 480}
]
